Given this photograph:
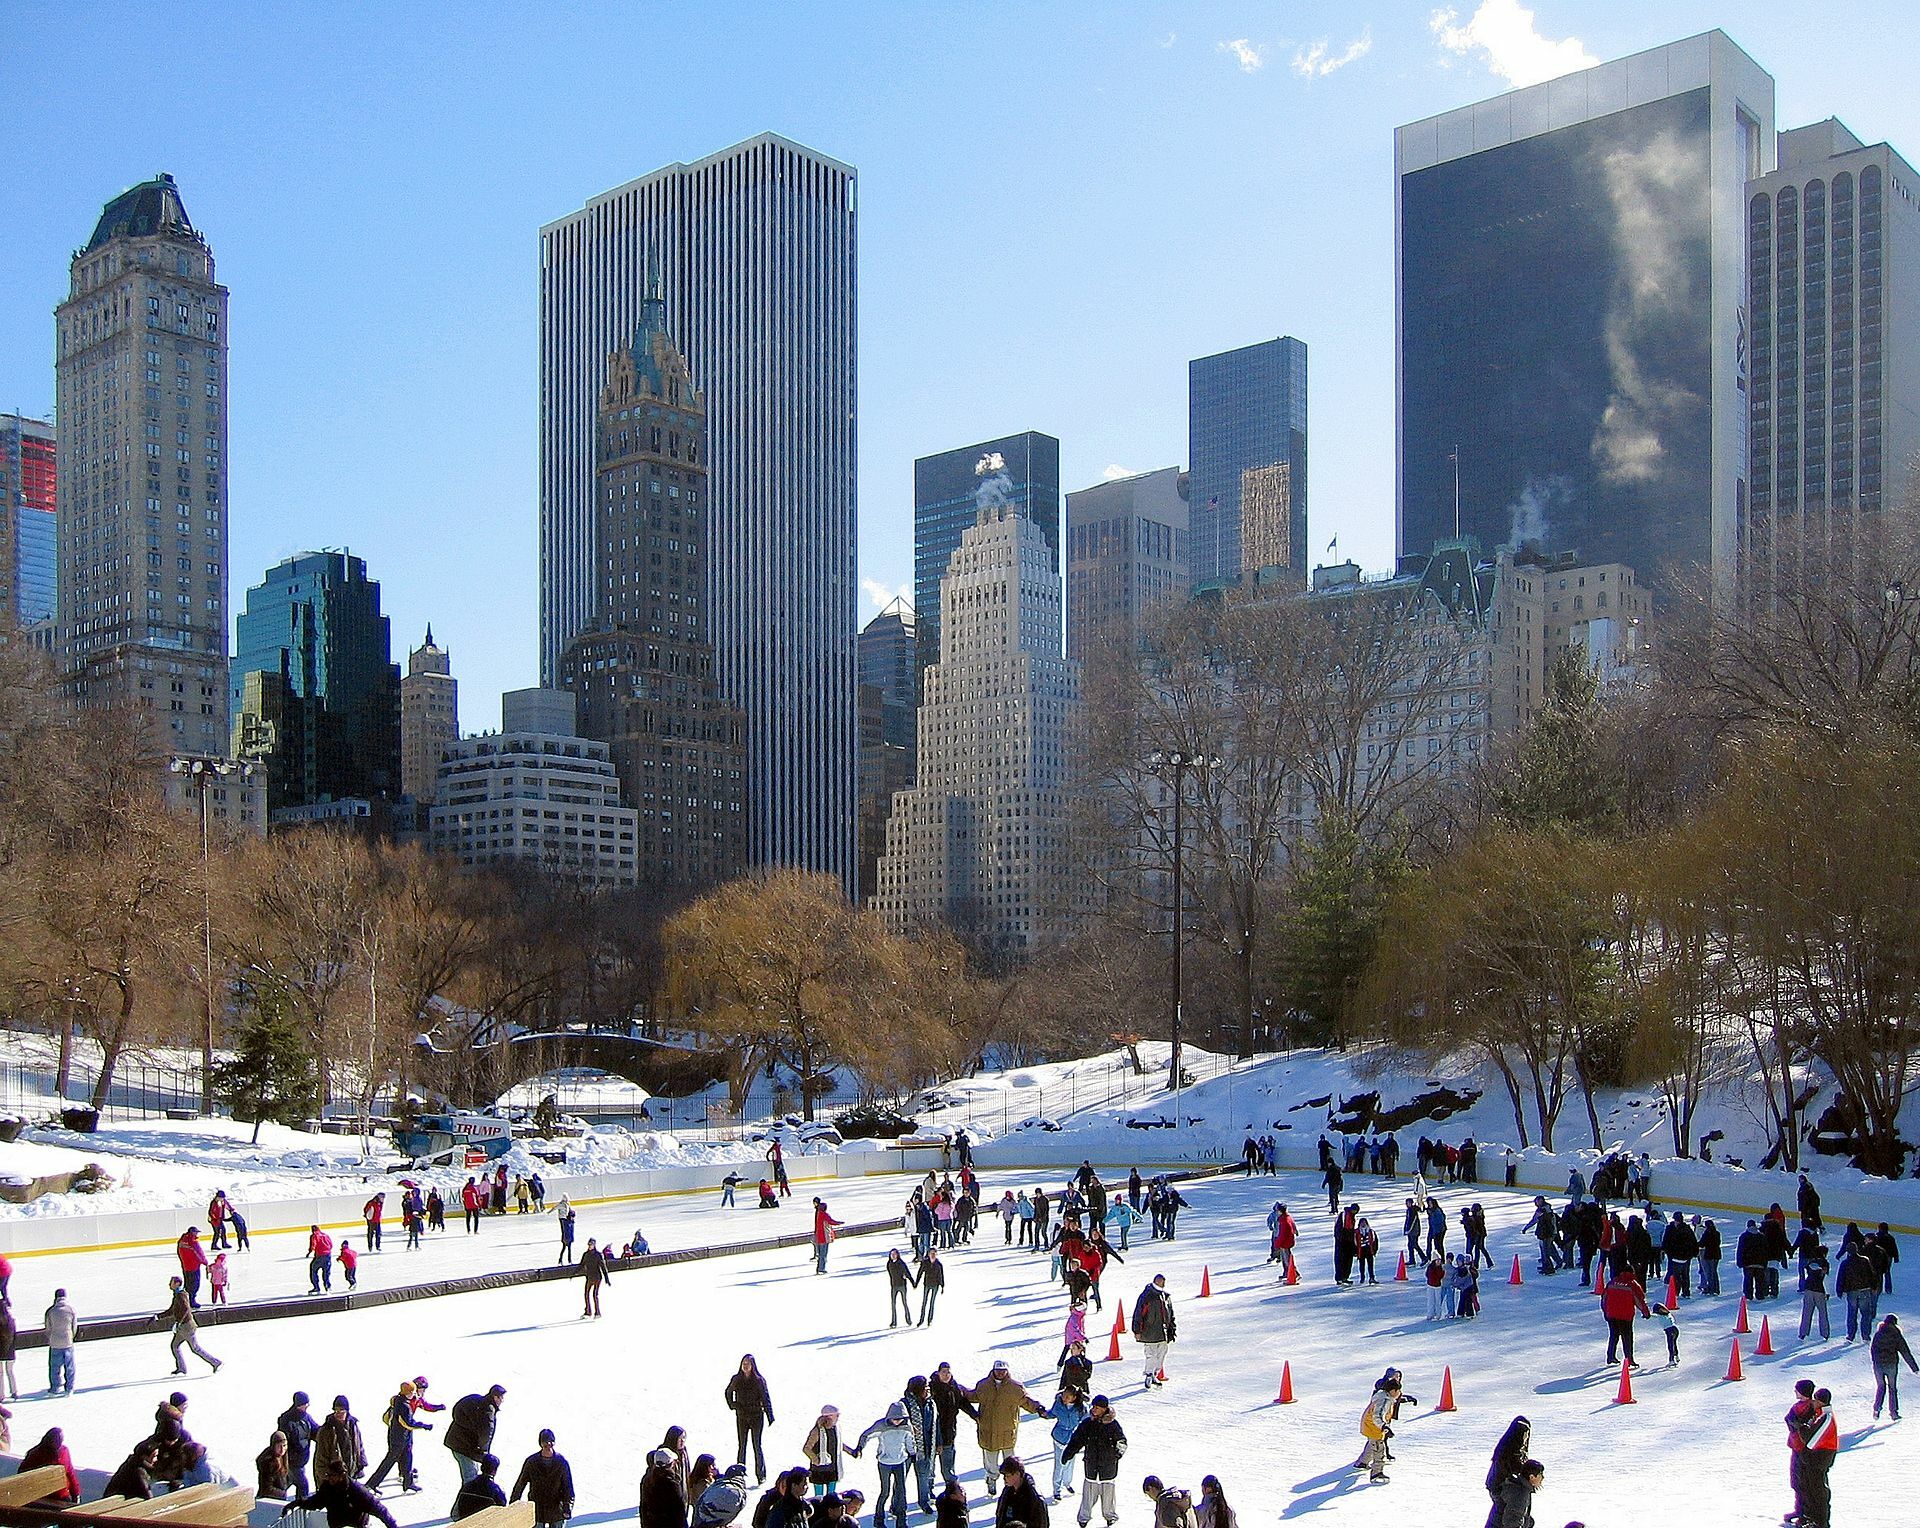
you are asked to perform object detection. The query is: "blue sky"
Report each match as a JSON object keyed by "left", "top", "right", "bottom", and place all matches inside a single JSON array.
[{"left": 3, "top": 1, "right": 1913, "bottom": 730}]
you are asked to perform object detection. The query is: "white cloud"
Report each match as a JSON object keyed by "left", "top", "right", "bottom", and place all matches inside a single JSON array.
[
  {"left": 1429, "top": 0, "right": 1597, "bottom": 88},
  {"left": 1157, "top": 32, "right": 1178, "bottom": 50},
  {"left": 1219, "top": 38, "right": 1264, "bottom": 73},
  {"left": 1292, "top": 29, "right": 1373, "bottom": 79},
  {"left": 1102, "top": 464, "right": 1137, "bottom": 482},
  {"left": 861, "top": 576, "right": 911, "bottom": 613}
]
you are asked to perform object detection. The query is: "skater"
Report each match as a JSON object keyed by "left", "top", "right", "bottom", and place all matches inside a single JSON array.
[
  {"left": 1790, "top": 1387, "right": 1837, "bottom": 1528},
  {"left": 1322, "top": 1160, "right": 1343, "bottom": 1215},
  {"left": 1485, "top": 1416, "right": 1530, "bottom": 1504},
  {"left": 1652, "top": 1303, "right": 1680, "bottom": 1366},
  {"left": 0, "top": 1298, "right": 16, "bottom": 1402},
  {"left": 964, "top": 1358, "right": 1046, "bottom": 1485},
  {"left": 725, "top": 1354, "right": 774, "bottom": 1483},
  {"left": 900, "top": 1378, "right": 939, "bottom": 1511},
  {"left": 1195, "top": 1477, "right": 1235, "bottom": 1528},
  {"left": 1131, "top": 1275, "right": 1176, "bottom": 1389},
  {"left": 580, "top": 1238, "right": 611, "bottom": 1317},
  {"left": 159, "top": 1274, "right": 221, "bottom": 1374},
  {"left": 315, "top": 1395, "right": 369, "bottom": 1481},
  {"left": 642, "top": 1448, "right": 689, "bottom": 1528},
  {"left": 1871, "top": 1314, "right": 1917, "bottom": 1420},
  {"left": 850, "top": 1401, "right": 918, "bottom": 1528},
  {"left": 446, "top": 1384, "right": 508, "bottom": 1484},
  {"left": 1600, "top": 1263, "right": 1650, "bottom": 1368},
  {"left": 369, "top": 1381, "right": 433, "bottom": 1493},
  {"left": 919, "top": 1249, "right": 946, "bottom": 1326},
  {"left": 1059, "top": 1394, "right": 1125, "bottom": 1525},
  {"left": 1800, "top": 1246, "right": 1832, "bottom": 1340},
  {"left": 43, "top": 1288, "right": 76, "bottom": 1395},
  {"left": 279, "top": 1459, "right": 399, "bottom": 1528},
  {"left": 1357, "top": 1375, "right": 1401, "bottom": 1483},
  {"left": 886, "top": 1250, "right": 917, "bottom": 1328},
  {"left": 1355, "top": 1218, "right": 1379, "bottom": 1284},
  {"left": 427, "top": 1188, "right": 446, "bottom": 1233},
  {"left": 1267, "top": 1202, "right": 1297, "bottom": 1280},
  {"left": 768, "top": 1140, "right": 791, "bottom": 1196},
  {"left": 512, "top": 1429, "right": 576, "bottom": 1528},
  {"left": 1042, "top": 1385, "right": 1087, "bottom": 1506},
  {"left": 812, "top": 1198, "right": 841, "bottom": 1274},
  {"left": 363, "top": 1193, "right": 386, "bottom": 1252},
  {"left": 256, "top": 1434, "right": 294, "bottom": 1501},
  {"left": 278, "top": 1392, "right": 320, "bottom": 1497},
  {"left": 308, "top": 1224, "right": 335, "bottom": 1292},
  {"left": 722, "top": 1172, "right": 745, "bottom": 1208},
  {"left": 1059, "top": 1300, "right": 1088, "bottom": 1368},
  {"left": 463, "top": 1179, "right": 484, "bottom": 1234},
  {"left": 930, "top": 1362, "right": 974, "bottom": 1492},
  {"left": 1485, "top": 1460, "right": 1544, "bottom": 1528},
  {"left": 557, "top": 1203, "right": 577, "bottom": 1265},
  {"left": 994, "top": 1458, "right": 1049, "bottom": 1528},
  {"left": 454, "top": 1456, "right": 508, "bottom": 1522},
  {"left": 1424, "top": 1258, "right": 1445, "bottom": 1320},
  {"left": 209, "top": 1252, "right": 231, "bottom": 1305},
  {"left": 176, "top": 1227, "right": 208, "bottom": 1306},
  {"left": 209, "top": 1190, "right": 233, "bottom": 1250},
  {"left": 341, "top": 1241, "right": 359, "bottom": 1289},
  {"left": 803, "top": 1406, "right": 844, "bottom": 1498},
  {"left": 1141, "top": 1477, "right": 1195, "bottom": 1528}
]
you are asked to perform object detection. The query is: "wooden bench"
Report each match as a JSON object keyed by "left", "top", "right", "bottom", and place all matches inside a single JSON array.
[
  {"left": 0, "top": 1470, "right": 74, "bottom": 1509},
  {"left": 456, "top": 1501, "right": 535, "bottom": 1528},
  {"left": 94, "top": 1485, "right": 254, "bottom": 1525}
]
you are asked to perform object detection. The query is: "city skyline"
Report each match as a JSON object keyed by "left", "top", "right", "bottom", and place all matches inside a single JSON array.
[{"left": 2, "top": 4, "right": 1915, "bottom": 726}]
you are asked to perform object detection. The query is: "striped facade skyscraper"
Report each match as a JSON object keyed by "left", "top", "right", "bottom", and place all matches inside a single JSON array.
[{"left": 539, "top": 134, "right": 857, "bottom": 884}]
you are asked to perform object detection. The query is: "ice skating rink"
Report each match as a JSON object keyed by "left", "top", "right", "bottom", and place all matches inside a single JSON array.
[{"left": 4, "top": 1167, "right": 1912, "bottom": 1525}]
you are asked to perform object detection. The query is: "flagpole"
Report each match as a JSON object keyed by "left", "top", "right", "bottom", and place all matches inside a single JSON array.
[{"left": 1451, "top": 445, "right": 1461, "bottom": 540}]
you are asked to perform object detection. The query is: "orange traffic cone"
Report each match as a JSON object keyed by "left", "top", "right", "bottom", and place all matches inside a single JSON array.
[
  {"left": 1435, "top": 1366, "right": 1457, "bottom": 1412},
  {"left": 1509, "top": 1254, "right": 1524, "bottom": 1286},
  {"left": 1725, "top": 1338, "right": 1744, "bottom": 1381},
  {"left": 1285, "top": 1259, "right": 1300, "bottom": 1287},
  {"left": 1274, "top": 1361, "right": 1295, "bottom": 1404},
  {"left": 1735, "top": 1296, "right": 1751, "bottom": 1334},
  {"left": 1156, "top": 1368, "right": 1167, "bottom": 1383},
  {"left": 1394, "top": 1252, "right": 1408, "bottom": 1282},
  {"left": 1756, "top": 1316, "right": 1775, "bottom": 1356},
  {"left": 1111, "top": 1307, "right": 1125, "bottom": 1336},
  {"left": 1613, "top": 1360, "right": 1636, "bottom": 1405},
  {"left": 1665, "top": 1274, "right": 1680, "bottom": 1308},
  {"left": 1105, "top": 1323, "right": 1122, "bottom": 1362},
  {"left": 1199, "top": 1266, "right": 1212, "bottom": 1298}
]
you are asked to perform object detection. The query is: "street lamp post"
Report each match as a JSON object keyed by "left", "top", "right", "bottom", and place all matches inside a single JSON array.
[
  {"left": 169, "top": 757, "right": 252, "bottom": 1115},
  {"left": 1149, "top": 750, "right": 1219, "bottom": 1109}
]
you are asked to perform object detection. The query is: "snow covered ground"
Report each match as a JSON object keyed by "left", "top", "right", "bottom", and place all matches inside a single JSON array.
[{"left": 1, "top": 1165, "right": 1911, "bottom": 1526}]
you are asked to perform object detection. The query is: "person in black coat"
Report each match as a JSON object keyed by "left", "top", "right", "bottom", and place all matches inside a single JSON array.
[
  {"left": 279, "top": 1392, "right": 320, "bottom": 1498},
  {"left": 994, "top": 1457, "right": 1049, "bottom": 1528},
  {"left": 725, "top": 1355, "right": 774, "bottom": 1484},
  {"left": 447, "top": 1387, "right": 507, "bottom": 1483},
  {"left": 106, "top": 1441, "right": 161, "bottom": 1501},
  {"left": 1059, "top": 1396, "right": 1126, "bottom": 1524},
  {"left": 453, "top": 1455, "right": 507, "bottom": 1521},
  {"left": 1484, "top": 1416, "right": 1530, "bottom": 1501},
  {"left": 512, "top": 1430, "right": 575, "bottom": 1528},
  {"left": 280, "top": 1461, "right": 399, "bottom": 1528},
  {"left": 642, "top": 1447, "right": 690, "bottom": 1528},
  {"left": 886, "top": 1251, "right": 917, "bottom": 1328}
]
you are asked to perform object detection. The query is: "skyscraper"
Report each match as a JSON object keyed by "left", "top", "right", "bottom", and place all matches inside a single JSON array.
[
  {"left": 540, "top": 134, "right": 856, "bottom": 883},
  {"left": 400, "top": 626, "right": 457, "bottom": 805},
  {"left": 1188, "top": 337, "right": 1307, "bottom": 588},
  {"left": 1397, "top": 32, "right": 1775, "bottom": 589},
  {"left": 1746, "top": 118, "right": 1920, "bottom": 575},
  {"left": 1064, "top": 467, "right": 1189, "bottom": 663},
  {"left": 874, "top": 484, "right": 1081, "bottom": 961},
  {"left": 1, "top": 413, "right": 56, "bottom": 630},
  {"left": 856, "top": 598, "right": 915, "bottom": 903},
  {"left": 913, "top": 432, "right": 1059, "bottom": 689},
  {"left": 559, "top": 290, "right": 746, "bottom": 890},
  {"left": 55, "top": 174, "right": 229, "bottom": 754},
  {"left": 230, "top": 551, "right": 400, "bottom": 813}
]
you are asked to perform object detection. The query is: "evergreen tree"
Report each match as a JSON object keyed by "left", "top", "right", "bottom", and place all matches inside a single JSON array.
[
  {"left": 1276, "top": 818, "right": 1407, "bottom": 1049},
  {"left": 1488, "top": 646, "right": 1625, "bottom": 835},
  {"left": 210, "top": 980, "right": 320, "bottom": 1143}
]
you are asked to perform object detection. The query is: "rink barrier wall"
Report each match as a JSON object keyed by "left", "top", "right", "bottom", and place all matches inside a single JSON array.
[{"left": 5, "top": 1162, "right": 1230, "bottom": 1350}]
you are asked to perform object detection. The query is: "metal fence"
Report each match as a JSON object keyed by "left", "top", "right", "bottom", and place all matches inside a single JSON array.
[{"left": 0, "top": 1057, "right": 204, "bottom": 1124}]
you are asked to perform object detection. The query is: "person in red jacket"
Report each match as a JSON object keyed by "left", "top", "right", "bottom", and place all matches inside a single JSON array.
[
  {"left": 341, "top": 1243, "right": 359, "bottom": 1289},
  {"left": 19, "top": 1426, "right": 82, "bottom": 1506},
  {"left": 462, "top": 1179, "right": 484, "bottom": 1235},
  {"left": 1600, "top": 1265, "right": 1651, "bottom": 1368},
  {"left": 208, "top": 1192, "right": 231, "bottom": 1251},
  {"left": 307, "top": 1226, "right": 334, "bottom": 1293},
  {"left": 363, "top": 1194, "right": 386, "bottom": 1252},
  {"left": 176, "top": 1228, "right": 208, "bottom": 1307},
  {"left": 1791, "top": 1385, "right": 1838, "bottom": 1528},
  {"left": 812, "top": 1198, "right": 842, "bottom": 1275}
]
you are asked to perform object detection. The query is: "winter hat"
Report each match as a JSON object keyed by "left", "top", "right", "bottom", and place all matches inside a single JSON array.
[
  {"left": 649, "top": 1450, "right": 675, "bottom": 1469},
  {"left": 820, "top": 1405, "right": 839, "bottom": 1419},
  {"left": 1090, "top": 1395, "right": 1110, "bottom": 1410},
  {"left": 992, "top": 1359, "right": 1010, "bottom": 1373},
  {"left": 539, "top": 1429, "right": 557, "bottom": 1445},
  {"left": 333, "top": 1396, "right": 351, "bottom": 1411},
  {"left": 723, "top": 1464, "right": 749, "bottom": 1480},
  {"left": 293, "top": 1392, "right": 311, "bottom": 1407},
  {"left": 170, "top": 1392, "right": 188, "bottom": 1407}
]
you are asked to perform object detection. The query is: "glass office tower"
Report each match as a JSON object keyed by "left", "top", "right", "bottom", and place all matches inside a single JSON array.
[
  {"left": 1396, "top": 32, "right": 1775, "bottom": 589},
  {"left": 1187, "top": 337, "right": 1307, "bottom": 587}
]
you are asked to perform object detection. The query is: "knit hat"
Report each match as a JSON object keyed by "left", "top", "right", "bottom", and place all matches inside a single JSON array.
[
  {"left": 333, "top": 1396, "right": 351, "bottom": 1411},
  {"left": 649, "top": 1450, "right": 675, "bottom": 1469},
  {"left": 293, "top": 1392, "right": 311, "bottom": 1407}
]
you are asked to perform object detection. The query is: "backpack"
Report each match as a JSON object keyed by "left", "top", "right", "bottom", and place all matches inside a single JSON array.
[
  {"left": 1153, "top": 1488, "right": 1196, "bottom": 1528},
  {"left": 697, "top": 1480, "right": 749, "bottom": 1528}
]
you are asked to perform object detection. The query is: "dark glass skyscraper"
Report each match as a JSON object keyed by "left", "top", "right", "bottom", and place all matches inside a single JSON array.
[
  {"left": 913, "top": 432, "right": 1058, "bottom": 689},
  {"left": 1187, "top": 336, "right": 1307, "bottom": 587},
  {"left": 230, "top": 551, "right": 400, "bottom": 811},
  {"left": 1396, "top": 32, "right": 1774, "bottom": 590}
]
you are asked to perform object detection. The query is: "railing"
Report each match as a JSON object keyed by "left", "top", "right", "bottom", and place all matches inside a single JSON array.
[{"left": 0, "top": 1057, "right": 204, "bottom": 1124}]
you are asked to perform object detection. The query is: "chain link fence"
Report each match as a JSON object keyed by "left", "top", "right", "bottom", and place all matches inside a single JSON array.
[{"left": 0, "top": 1056, "right": 204, "bottom": 1125}]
